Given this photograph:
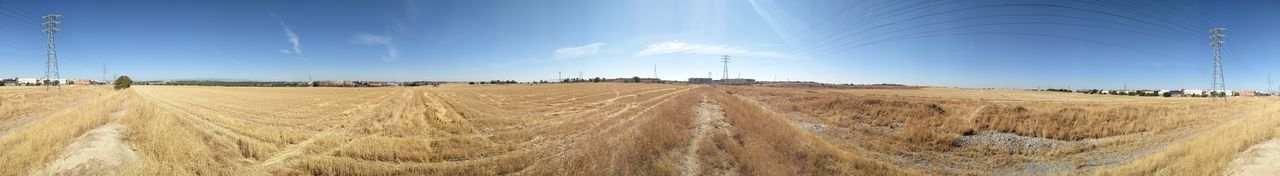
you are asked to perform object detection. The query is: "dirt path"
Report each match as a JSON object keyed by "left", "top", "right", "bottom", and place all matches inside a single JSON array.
[
  {"left": 1227, "top": 138, "right": 1280, "bottom": 175},
  {"left": 40, "top": 100, "right": 137, "bottom": 175},
  {"left": 965, "top": 104, "right": 988, "bottom": 121},
  {"left": 682, "top": 99, "right": 732, "bottom": 176}
]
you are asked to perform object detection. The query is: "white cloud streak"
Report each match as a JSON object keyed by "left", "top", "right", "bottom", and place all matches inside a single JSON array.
[
  {"left": 635, "top": 40, "right": 787, "bottom": 58},
  {"left": 278, "top": 19, "right": 302, "bottom": 55},
  {"left": 352, "top": 33, "right": 392, "bottom": 45},
  {"left": 383, "top": 45, "right": 399, "bottom": 63},
  {"left": 553, "top": 43, "right": 605, "bottom": 60},
  {"left": 351, "top": 33, "right": 399, "bottom": 63}
]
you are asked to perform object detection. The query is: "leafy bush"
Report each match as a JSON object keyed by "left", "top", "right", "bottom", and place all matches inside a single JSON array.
[{"left": 114, "top": 76, "right": 132, "bottom": 90}]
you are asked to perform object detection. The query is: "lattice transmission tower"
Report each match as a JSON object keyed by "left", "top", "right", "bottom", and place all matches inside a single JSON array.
[
  {"left": 42, "top": 14, "right": 62, "bottom": 90},
  {"left": 1209, "top": 27, "right": 1227, "bottom": 101},
  {"left": 721, "top": 55, "right": 730, "bottom": 80}
]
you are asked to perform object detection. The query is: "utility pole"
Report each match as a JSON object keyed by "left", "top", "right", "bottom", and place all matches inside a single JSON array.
[
  {"left": 653, "top": 64, "right": 657, "bottom": 79},
  {"left": 102, "top": 63, "right": 107, "bottom": 84},
  {"left": 721, "top": 55, "right": 730, "bottom": 80},
  {"left": 42, "top": 14, "right": 62, "bottom": 90},
  {"left": 1210, "top": 27, "right": 1228, "bottom": 101},
  {"left": 1269, "top": 74, "right": 1273, "bottom": 95},
  {"left": 558, "top": 71, "right": 562, "bottom": 82}
]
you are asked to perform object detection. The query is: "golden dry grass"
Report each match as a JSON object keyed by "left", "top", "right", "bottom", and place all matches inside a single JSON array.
[
  {"left": 0, "top": 84, "right": 1275, "bottom": 175},
  {"left": 0, "top": 86, "right": 123, "bottom": 174},
  {"left": 723, "top": 85, "right": 1276, "bottom": 174}
]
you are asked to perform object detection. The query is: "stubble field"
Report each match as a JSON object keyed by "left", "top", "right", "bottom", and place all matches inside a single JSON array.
[{"left": 0, "top": 84, "right": 1276, "bottom": 175}]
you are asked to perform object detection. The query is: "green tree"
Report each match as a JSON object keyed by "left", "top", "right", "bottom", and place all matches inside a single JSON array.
[
  {"left": 631, "top": 76, "right": 640, "bottom": 83},
  {"left": 114, "top": 76, "right": 133, "bottom": 90}
]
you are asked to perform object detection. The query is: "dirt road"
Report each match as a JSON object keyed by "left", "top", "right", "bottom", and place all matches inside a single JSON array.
[
  {"left": 1227, "top": 138, "right": 1280, "bottom": 176},
  {"left": 39, "top": 100, "right": 136, "bottom": 176}
]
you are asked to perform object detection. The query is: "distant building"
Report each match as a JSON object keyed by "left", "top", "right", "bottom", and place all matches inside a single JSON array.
[
  {"left": 638, "top": 78, "right": 660, "bottom": 83},
  {"left": 71, "top": 79, "right": 92, "bottom": 85},
  {"left": 608, "top": 77, "right": 661, "bottom": 83},
  {"left": 1239, "top": 90, "right": 1257, "bottom": 97},
  {"left": 686, "top": 78, "right": 755, "bottom": 84},
  {"left": 313, "top": 80, "right": 356, "bottom": 87},
  {"left": 718, "top": 78, "right": 756, "bottom": 84},
  {"left": 1182, "top": 89, "right": 1206, "bottom": 96},
  {"left": 688, "top": 78, "right": 713, "bottom": 84},
  {"left": 17, "top": 77, "right": 41, "bottom": 85}
]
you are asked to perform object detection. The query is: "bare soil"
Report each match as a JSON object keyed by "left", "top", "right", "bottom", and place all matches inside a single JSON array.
[
  {"left": 1227, "top": 139, "right": 1280, "bottom": 176},
  {"left": 40, "top": 123, "right": 137, "bottom": 175},
  {"left": 39, "top": 101, "right": 136, "bottom": 176}
]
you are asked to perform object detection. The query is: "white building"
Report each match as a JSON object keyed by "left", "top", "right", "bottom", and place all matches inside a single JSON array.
[
  {"left": 16, "top": 77, "right": 42, "bottom": 84},
  {"left": 1183, "top": 89, "right": 1206, "bottom": 96},
  {"left": 14, "top": 78, "right": 68, "bottom": 85}
]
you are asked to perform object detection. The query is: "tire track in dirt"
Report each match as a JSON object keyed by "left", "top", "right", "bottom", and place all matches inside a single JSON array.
[
  {"left": 682, "top": 98, "right": 732, "bottom": 176},
  {"left": 966, "top": 104, "right": 988, "bottom": 121},
  {"left": 40, "top": 98, "right": 136, "bottom": 176},
  {"left": 1226, "top": 137, "right": 1280, "bottom": 175}
]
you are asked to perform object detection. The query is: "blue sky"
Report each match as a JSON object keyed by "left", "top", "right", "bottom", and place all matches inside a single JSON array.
[{"left": 0, "top": 0, "right": 1278, "bottom": 90}]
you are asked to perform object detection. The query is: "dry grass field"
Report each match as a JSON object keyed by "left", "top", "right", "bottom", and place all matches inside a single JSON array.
[{"left": 1, "top": 84, "right": 1276, "bottom": 175}]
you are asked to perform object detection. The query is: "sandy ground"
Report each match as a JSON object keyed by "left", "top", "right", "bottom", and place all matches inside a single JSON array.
[
  {"left": 1227, "top": 139, "right": 1280, "bottom": 176},
  {"left": 39, "top": 102, "right": 136, "bottom": 175},
  {"left": 682, "top": 100, "right": 733, "bottom": 176},
  {"left": 40, "top": 123, "right": 137, "bottom": 175}
]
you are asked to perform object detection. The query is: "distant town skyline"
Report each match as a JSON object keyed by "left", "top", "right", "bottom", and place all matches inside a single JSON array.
[{"left": 1, "top": 0, "right": 1279, "bottom": 90}]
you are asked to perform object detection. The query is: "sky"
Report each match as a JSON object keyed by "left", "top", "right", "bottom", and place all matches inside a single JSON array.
[{"left": 0, "top": 0, "right": 1278, "bottom": 90}]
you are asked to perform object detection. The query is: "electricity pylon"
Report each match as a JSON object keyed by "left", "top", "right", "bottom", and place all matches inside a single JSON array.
[
  {"left": 1209, "top": 27, "right": 1227, "bottom": 102},
  {"left": 42, "top": 13, "right": 62, "bottom": 90},
  {"left": 721, "top": 55, "right": 730, "bottom": 80}
]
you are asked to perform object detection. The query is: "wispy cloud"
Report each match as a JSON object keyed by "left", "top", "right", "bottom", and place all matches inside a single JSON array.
[
  {"left": 352, "top": 33, "right": 392, "bottom": 45},
  {"left": 389, "top": 15, "right": 407, "bottom": 33},
  {"left": 636, "top": 40, "right": 788, "bottom": 58},
  {"left": 272, "top": 14, "right": 303, "bottom": 55},
  {"left": 384, "top": 45, "right": 399, "bottom": 63},
  {"left": 553, "top": 43, "right": 605, "bottom": 60},
  {"left": 279, "top": 22, "right": 301, "bottom": 55},
  {"left": 351, "top": 33, "right": 398, "bottom": 63}
]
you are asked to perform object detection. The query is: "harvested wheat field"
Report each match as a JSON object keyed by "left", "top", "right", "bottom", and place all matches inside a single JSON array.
[{"left": 1, "top": 84, "right": 1277, "bottom": 175}]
